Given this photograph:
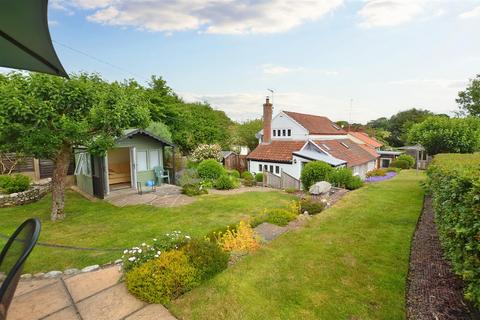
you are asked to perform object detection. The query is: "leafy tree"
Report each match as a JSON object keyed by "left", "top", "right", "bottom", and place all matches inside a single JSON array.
[
  {"left": 388, "top": 108, "right": 434, "bottom": 146},
  {"left": 407, "top": 116, "right": 480, "bottom": 155},
  {"left": 0, "top": 73, "right": 150, "bottom": 220},
  {"left": 456, "top": 74, "right": 480, "bottom": 116},
  {"left": 236, "top": 119, "right": 263, "bottom": 151},
  {"left": 146, "top": 121, "right": 172, "bottom": 142}
]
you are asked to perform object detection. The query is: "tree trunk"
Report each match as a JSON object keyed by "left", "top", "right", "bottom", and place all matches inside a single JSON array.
[{"left": 51, "top": 145, "right": 71, "bottom": 221}]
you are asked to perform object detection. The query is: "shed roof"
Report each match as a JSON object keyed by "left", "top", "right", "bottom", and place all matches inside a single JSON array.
[{"left": 118, "top": 129, "right": 175, "bottom": 147}]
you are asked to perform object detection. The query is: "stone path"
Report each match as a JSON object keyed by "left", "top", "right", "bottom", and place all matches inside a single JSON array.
[{"left": 8, "top": 266, "right": 176, "bottom": 320}]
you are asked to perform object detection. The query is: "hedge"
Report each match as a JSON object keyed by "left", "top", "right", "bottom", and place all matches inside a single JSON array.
[{"left": 426, "top": 153, "right": 480, "bottom": 306}]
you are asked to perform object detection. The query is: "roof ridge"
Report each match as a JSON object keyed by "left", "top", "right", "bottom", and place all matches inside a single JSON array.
[{"left": 283, "top": 110, "right": 328, "bottom": 119}]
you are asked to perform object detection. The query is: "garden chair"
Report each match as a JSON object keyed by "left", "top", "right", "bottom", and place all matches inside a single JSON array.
[
  {"left": 0, "top": 218, "right": 41, "bottom": 320},
  {"left": 154, "top": 166, "right": 170, "bottom": 185}
]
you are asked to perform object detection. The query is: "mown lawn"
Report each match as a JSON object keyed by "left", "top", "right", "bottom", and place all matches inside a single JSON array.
[
  {"left": 0, "top": 190, "right": 294, "bottom": 273},
  {"left": 170, "top": 170, "right": 425, "bottom": 320}
]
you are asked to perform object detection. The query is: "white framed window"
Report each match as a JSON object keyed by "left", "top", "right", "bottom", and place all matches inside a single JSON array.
[
  {"left": 269, "top": 165, "right": 274, "bottom": 173},
  {"left": 137, "top": 150, "right": 148, "bottom": 171},
  {"left": 287, "top": 129, "right": 291, "bottom": 136},
  {"left": 282, "top": 129, "right": 286, "bottom": 136},
  {"left": 259, "top": 164, "right": 262, "bottom": 171},
  {"left": 263, "top": 164, "right": 267, "bottom": 171},
  {"left": 275, "top": 166, "right": 280, "bottom": 174},
  {"left": 149, "top": 150, "right": 160, "bottom": 169},
  {"left": 273, "top": 130, "right": 276, "bottom": 137}
]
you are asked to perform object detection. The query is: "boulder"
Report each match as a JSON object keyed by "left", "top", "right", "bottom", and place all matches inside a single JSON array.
[{"left": 309, "top": 181, "right": 332, "bottom": 195}]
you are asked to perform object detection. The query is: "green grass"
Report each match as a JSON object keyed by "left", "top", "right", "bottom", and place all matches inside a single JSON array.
[
  {"left": 170, "top": 170, "right": 425, "bottom": 320},
  {"left": 0, "top": 190, "right": 294, "bottom": 273}
]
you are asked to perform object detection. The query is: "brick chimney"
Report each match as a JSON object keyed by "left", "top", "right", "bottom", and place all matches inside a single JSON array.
[{"left": 262, "top": 97, "right": 273, "bottom": 144}]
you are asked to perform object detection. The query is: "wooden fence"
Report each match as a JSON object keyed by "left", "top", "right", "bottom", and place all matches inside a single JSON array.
[
  {"left": 265, "top": 170, "right": 301, "bottom": 190},
  {"left": 223, "top": 154, "right": 247, "bottom": 172}
]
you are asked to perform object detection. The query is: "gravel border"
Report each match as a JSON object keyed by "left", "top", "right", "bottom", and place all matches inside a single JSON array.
[{"left": 406, "top": 197, "right": 480, "bottom": 319}]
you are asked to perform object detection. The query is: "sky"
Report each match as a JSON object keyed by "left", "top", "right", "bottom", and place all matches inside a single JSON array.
[{"left": 5, "top": 0, "right": 480, "bottom": 123}]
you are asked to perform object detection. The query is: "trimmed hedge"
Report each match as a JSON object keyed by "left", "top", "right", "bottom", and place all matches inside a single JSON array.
[
  {"left": 197, "top": 159, "right": 225, "bottom": 180},
  {"left": 389, "top": 159, "right": 410, "bottom": 169},
  {"left": 427, "top": 153, "right": 480, "bottom": 306},
  {"left": 300, "top": 161, "right": 333, "bottom": 190}
]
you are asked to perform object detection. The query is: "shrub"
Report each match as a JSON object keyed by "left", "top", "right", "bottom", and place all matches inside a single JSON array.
[
  {"left": 397, "top": 154, "right": 415, "bottom": 168},
  {"left": 191, "top": 144, "right": 222, "bottom": 162},
  {"left": 214, "top": 175, "right": 235, "bottom": 190},
  {"left": 181, "top": 183, "right": 208, "bottom": 196},
  {"left": 284, "top": 187, "right": 297, "bottom": 194},
  {"left": 205, "top": 224, "right": 238, "bottom": 242},
  {"left": 125, "top": 250, "right": 197, "bottom": 304},
  {"left": 346, "top": 176, "right": 363, "bottom": 190},
  {"left": 300, "top": 161, "right": 333, "bottom": 190},
  {"left": 181, "top": 239, "right": 229, "bottom": 281},
  {"left": 228, "top": 169, "right": 240, "bottom": 178},
  {"left": 241, "top": 171, "right": 253, "bottom": 179},
  {"left": 178, "top": 169, "right": 199, "bottom": 187},
  {"left": 217, "top": 221, "right": 260, "bottom": 253},
  {"left": 389, "top": 159, "right": 410, "bottom": 169},
  {"left": 427, "top": 154, "right": 480, "bottom": 306},
  {"left": 122, "top": 231, "right": 191, "bottom": 272},
  {"left": 243, "top": 175, "right": 255, "bottom": 187},
  {"left": 0, "top": 174, "right": 30, "bottom": 194},
  {"left": 251, "top": 200, "right": 300, "bottom": 226},
  {"left": 255, "top": 172, "right": 264, "bottom": 183},
  {"left": 328, "top": 167, "right": 354, "bottom": 189},
  {"left": 197, "top": 159, "right": 225, "bottom": 180},
  {"left": 366, "top": 169, "right": 387, "bottom": 178},
  {"left": 300, "top": 198, "right": 325, "bottom": 215},
  {"left": 386, "top": 167, "right": 401, "bottom": 173}
]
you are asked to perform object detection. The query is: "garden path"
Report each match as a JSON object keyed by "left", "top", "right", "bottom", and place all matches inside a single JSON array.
[{"left": 8, "top": 266, "right": 176, "bottom": 320}]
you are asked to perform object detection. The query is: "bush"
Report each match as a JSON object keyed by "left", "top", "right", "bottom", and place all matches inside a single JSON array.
[
  {"left": 328, "top": 167, "right": 354, "bottom": 189},
  {"left": 181, "top": 183, "right": 208, "bottom": 196},
  {"left": 389, "top": 159, "right": 410, "bottom": 169},
  {"left": 386, "top": 167, "right": 401, "bottom": 173},
  {"left": 0, "top": 174, "right": 30, "bottom": 194},
  {"left": 241, "top": 171, "right": 253, "bottom": 179},
  {"left": 284, "top": 187, "right": 297, "bottom": 194},
  {"left": 197, "top": 159, "right": 225, "bottom": 180},
  {"left": 227, "top": 169, "right": 240, "bottom": 178},
  {"left": 214, "top": 175, "right": 235, "bottom": 190},
  {"left": 366, "top": 169, "right": 387, "bottom": 178},
  {"left": 216, "top": 221, "right": 260, "bottom": 253},
  {"left": 181, "top": 239, "right": 229, "bottom": 281},
  {"left": 255, "top": 172, "right": 264, "bottom": 183},
  {"left": 178, "top": 169, "right": 199, "bottom": 187},
  {"left": 300, "top": 198, "right": 325, "bottom": 215},
  {"left": 397, "top": 154, "right": 415, "bottom": 168},
  {"left": 427, "top": 154, "right": 480, "bottom": 306},
  {"left": 251, "top": 201, "right": 300, "bottom": 227},
  {"left": 346, "top": 176, "right": 363, "bottom": 190},
  {"left": 300, "top": 161, "right": 333, "bottom": 190},
  {"left": 191, "top": 144, "right": 222, "bottom": 162},
  {"left": 243, "top": 175, "right": 255, "bottom": 187},
  {"left": 125, "top": 250, "right": 197, "bottom": 304}
]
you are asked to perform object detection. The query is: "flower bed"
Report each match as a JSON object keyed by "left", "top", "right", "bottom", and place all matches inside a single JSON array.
[{"left": 365, "top": 171, "right": 397, "bottom": 183}]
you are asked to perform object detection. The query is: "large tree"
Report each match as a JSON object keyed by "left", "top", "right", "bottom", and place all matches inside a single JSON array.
[
  {"left": 0, "top": 73, "right": 150, "bottom": 220},
  {"left": 457, "top": 74, "right": 480, "bottom": 116},
  {"left": 407, "top": 116, "right": 480, "bottom": 155},
  {"left": 235, "top": 119, "right": 263, "bottom": 151}
]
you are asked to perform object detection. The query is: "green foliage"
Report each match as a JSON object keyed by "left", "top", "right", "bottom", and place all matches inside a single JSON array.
[
  {"left": 427, "top": 154, "right": 480, "bottom": 306},
  {"left": 242, "top": 175, "right": 255, "bottom": 187},
  {"left": 456, "top": 74, "right": 480, "bottom": 116},
  {"left": 255, "top": 172, "right": 264, "bottom": 183},
  {"left": 300, "top": 198, "right": 325, "bottom": 215},
  {"left": 300, "top": 161, "right": 333, "bottom": 190},
  {"left": 0, "top": 174, "right": 30, "bottom": 194},
  {"left": 181, "top": 239, "right": 229, "bottom": 281},
  {"left": 146, "top": 121, "right": 172, "bottom": 142},
  {"left": 197, "top": 159, "right": 225, "bottom": 180},
  {"left": 328, "top": 167, "right": 355, "bottom": 189},
  {"left": 228, "top": 169, "right": 240, "bottom": 178},
  {"left": 178, "top": 169, "right": 199, "bottom": 187},
  {"left": 284, "top": 187, "right": 297, "bottom": 194},
  {"left": 241, "top": 171, "right": 253, "bottom": 180},
  {"left": 408, "top": 116, "right": 480, "bottom": 155},
  {"left": 397, "top": 154, "right": 415, "bottom": 168},
  {"left": 214, "top": 175, "right": 235, "bottom": 190},
  {"left": 366, "top": 169, "right": 387, "bottom": 178},
  {"left": 252, "top": 201, "right": 300, "bottom": 227},
  {"left": 346, "top": 176, "right": 363, "bottom": 190},
  {"left": 125, "top": 250, "right": 197, "bottom": 304},
  {"left": 386, "top": 167, "right": 401, "bottom": 173},
  {"left": 389, "top": 159, "right": 410, "bottom": 169},
  {"left": 191, "top": 144, "right": 223, "bottom": 162},
  {"left": 181, "top": 183, "right": 208, "bottom": 196},
  {"left": 234, "top": 119, "right": 263, "bottom": 151}
]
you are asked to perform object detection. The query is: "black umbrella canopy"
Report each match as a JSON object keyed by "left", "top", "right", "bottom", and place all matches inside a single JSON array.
[{"left": 0, "top": 0, "right": 68, "bottom": 77}]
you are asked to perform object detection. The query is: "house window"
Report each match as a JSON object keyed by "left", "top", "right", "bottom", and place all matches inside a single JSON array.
[
  {"left": 282, "top": 129, "right": 286, "bottom": 136},
  {"left": 381, "top": 158, "right": 390, "bottom": 168},
  {"left": 264, "top": 164, "right": 268, "bottom": 171},
  {"left": 149, "top": 150, "right": 160, "bottom": 169},
  {"left": 269, "top": 165, "right": 274, "bottom": 173},
  {"left": 137, "top": 150, "right": 148, "bottom": 171},
  {"left": 273, "top": 130, "right": 276, "bottom": 137},
  {"left": 259, "top": 164, "right": 262, "bottom": 171},
  {"left": 275, "top": 166, "right": 280, "bottom": 174},
  {"left": 287, "top": 129, "right": 291, "bottom": 136},
  {"left": 277, "top": 129, "right": 281, "bottom": 136}
]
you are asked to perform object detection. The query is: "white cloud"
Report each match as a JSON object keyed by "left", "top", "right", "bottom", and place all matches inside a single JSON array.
[
  {"left": 52, "top": 0, "right": 343, "bottom": 34},
  {"left": 261, "top": 64, "right": 338, "bottom": 76},
  {"left": 388, "top": 78, "right": 467, "bottom": 89},
  {"left": 48, "top": 20, "right": 59, "bottom": 27},
  {"left": 459, "top": 5, "right": 480, "bottom": 19},
  {"left": 358, "top": 0, "right": 425, "bottom": 28}
]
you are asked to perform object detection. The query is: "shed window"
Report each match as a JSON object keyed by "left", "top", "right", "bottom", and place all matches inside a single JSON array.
[
  {"left": 287, "top": 129, "right": 291, "bottom": 136},
  {"left": 149, "top": 150, "right": 160, "bottom": 169},
  {"left": 137, "top": 151, "right": 148, "bottom": 171}
]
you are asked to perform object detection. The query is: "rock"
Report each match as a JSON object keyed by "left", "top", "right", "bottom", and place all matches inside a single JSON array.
[
  {"left": 44, "top": 271, "right": 62, "bottom": 278},
  {"left": 309, "top": 181, "right": 331, "bottom": 195},
  {"left": 114, "top": 259, "right": 123, "bottom": 265},
  {"left": 33, "top": 272, "right": 45, "bottom": 278},
  {"left": 20, "top": 273, "right": 32, "bottom": 279},
  {"left": 64, "top": 268, "right": 79, "bottom": 275},
  {"left": 81, "top": 265, "right": 99, "bottom": 273}
]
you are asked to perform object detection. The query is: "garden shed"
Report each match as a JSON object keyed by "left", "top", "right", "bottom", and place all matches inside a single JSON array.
[{"left": 74, "top": 129, "right": 175, "bottom": 199}]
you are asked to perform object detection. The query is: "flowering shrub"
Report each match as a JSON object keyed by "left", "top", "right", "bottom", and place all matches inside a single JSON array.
[
  {"left": 366, "top": 169, "right": 387, "bottom": 178},
  {"left": 181, "top": 239, "right": 229, "bottom": 281},
  {"left": 191, "top": 144, "right": 222, "bottom": 162},
  {"left": 216, "top": 221, "right": 260, "bottom": 253},
  {"left": 121, "top": 231, "right": 191, "bottom": 272}
]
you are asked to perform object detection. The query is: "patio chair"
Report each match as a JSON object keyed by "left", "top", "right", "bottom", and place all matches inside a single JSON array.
[
  {"left": 154, "top": 166, "right": 170, "bottom": 185},
  {"left": 0, "top": 218, "right": 41, "bottom": 320}
]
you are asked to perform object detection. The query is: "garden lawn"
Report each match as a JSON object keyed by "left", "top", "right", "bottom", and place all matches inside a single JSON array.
[
  {"left": 170, "top": 170, "right": 425, "bottom": 320},
  {"left": 0, "top": 190, "right": 294, "bottom": 273}
]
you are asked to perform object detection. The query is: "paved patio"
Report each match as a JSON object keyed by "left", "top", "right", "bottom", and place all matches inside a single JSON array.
[{"left": 9, "top": 266, "right": 176, "bottom": 320}]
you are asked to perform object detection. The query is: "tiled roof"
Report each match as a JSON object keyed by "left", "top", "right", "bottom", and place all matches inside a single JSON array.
[
  {"left": 247, "top": 141, "right": 305, "bottom": 163},
  {"left": 284, "top": 111, "right": 346, "bottom": 135},
  {"left": 349, "top": 131, "right": 383, "bottom": 148},
  {"left": 314, "top": 139, "right": 378, "bottom": 167},
  {"left": 358, "top": 144, "right": 380, "bottom": 159}
]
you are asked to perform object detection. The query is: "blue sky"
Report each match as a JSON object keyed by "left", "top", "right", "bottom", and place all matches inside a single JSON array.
[{"left": 7, "top": 1, "right": 480, "bottom": 123}]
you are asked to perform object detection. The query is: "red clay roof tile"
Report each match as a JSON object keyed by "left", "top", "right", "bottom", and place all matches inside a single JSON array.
[
  {"left": 314, "top": 139, "right": 378, "bottom": 167},
  {"left": 284, "top": 111, "right": 346, "bottom": 135}
]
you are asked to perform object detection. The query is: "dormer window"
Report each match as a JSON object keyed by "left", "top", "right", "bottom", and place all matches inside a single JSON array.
[
  {"left": 340, "top": 142, "right": 350, "bottom": 149},
  {"left": 322, "top": 144, "right": 330, "bottom": 150},
  {"left": 287, "top": 129, "right": 291, "bottom": 136},
  {"left": 273, "top": 130, "right": 276, "bottom": 137}
]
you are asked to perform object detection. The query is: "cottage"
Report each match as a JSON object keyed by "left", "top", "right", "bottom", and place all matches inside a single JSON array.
[
  {"left": 247, "top": 98, "right": 379, "bottom": 180},
  {"left": 74, "top": 129, "right": 175, "bottom": 199}
]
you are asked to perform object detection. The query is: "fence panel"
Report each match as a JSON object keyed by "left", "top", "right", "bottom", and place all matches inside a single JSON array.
[
  {"left": 281, "top": 171, "right": 301, "bottom": 190},
  {"left": 265, "top": 171, "right": 282, "bottom": 189}
]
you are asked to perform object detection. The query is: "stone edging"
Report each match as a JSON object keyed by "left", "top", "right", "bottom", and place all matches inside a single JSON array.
[{"left": 0, "top": 180, "right": 51, "bottom": 208}]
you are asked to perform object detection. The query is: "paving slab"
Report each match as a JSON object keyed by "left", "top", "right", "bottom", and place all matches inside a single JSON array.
[
  {"left": 65, "top": 266, "right": 122, "bottom": 302},
  {"left": 8, "top": 281, "right": 71, "bottom": 320},
  {"left": 125, "top": 304, "right": 177, "bottom": 320},
  {"left": 76, "top": 283, "right": 145, "bottom": 320},
  {"left": 42, "top": 306, "right": 80, "bottom": 320},
  {"left": 14, "top": 278, "right": 57, "bottom": 296}
]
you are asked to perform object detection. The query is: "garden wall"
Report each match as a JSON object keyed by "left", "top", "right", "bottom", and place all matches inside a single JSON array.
[{"left": 0, "top": 181, "right": 51, "bottom": 208}]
